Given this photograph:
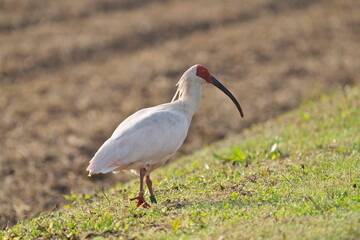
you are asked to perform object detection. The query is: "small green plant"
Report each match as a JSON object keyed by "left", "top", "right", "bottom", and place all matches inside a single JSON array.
[
  {"left": 63, "top": 193, "right": 91, "bottom": 203},
  {"left": 266, "top": 143, "right": 283, "bottom": 160},
  {"left": 300, "top": 111, "right": 311, "bottom": 122},
  {"left": 172, "top": 219, "right": 180, "bottom": 232},
  {"left": 213, "top": 148, "right": 255, "bottom": 166}
]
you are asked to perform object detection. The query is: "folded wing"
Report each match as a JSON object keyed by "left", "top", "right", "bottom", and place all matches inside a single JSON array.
[{"left": 87, "top": 103, "right": 190, "bottom": 175}]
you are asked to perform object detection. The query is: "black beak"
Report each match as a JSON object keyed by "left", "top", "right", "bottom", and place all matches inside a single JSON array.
[{"left": 210, "top": 75, "right": 244, "bottom": 118}]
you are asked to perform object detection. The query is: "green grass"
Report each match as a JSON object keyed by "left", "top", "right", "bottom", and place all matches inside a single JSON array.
[{"left": 1, "top": 87, "right": 359, "bottom": 240}]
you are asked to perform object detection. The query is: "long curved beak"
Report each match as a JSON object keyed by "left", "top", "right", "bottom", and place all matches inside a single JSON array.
[{"left": 210, "top": 75, "right": 244, "bottom": 118}]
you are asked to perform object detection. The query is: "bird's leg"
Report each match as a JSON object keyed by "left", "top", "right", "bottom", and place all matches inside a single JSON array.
[
  {"left": 146, "top": 175, "right": 157, "bottom": 204},
  {"left": 130, "top": 168, "right": 150, "bottom": 208}
]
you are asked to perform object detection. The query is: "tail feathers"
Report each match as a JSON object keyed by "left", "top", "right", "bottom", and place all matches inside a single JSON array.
[
  {"left": 86, "top": 138, "right": 117, "bottom": 175},
  {"left": 86, "top": 163, "right": 119, "bottom": 176},
  {"left": 86, "top": 156, "right": 122, "bottom": 176},
  {"left": 99, "top": 166, "right": 119, "bottom": 174},
  {"left": 86, "top": 161, "right": 97, "bottom": 176},
  {"left": 86, "top": 158, "right": 107, "bottom": 175}
]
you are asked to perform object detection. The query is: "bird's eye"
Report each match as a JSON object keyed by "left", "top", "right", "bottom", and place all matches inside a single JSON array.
[{"left": 202, "top": 69, "right": 205, "bottom": 73}]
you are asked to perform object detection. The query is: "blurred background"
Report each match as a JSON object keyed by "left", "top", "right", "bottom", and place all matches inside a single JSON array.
[{"left": 0, "top": 0, "right": 359, "bottom": 228}]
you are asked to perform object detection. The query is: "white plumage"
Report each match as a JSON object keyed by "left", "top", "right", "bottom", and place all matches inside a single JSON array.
[
  {"left": 87, "top": 103, "right": 191, "bottom": 175},
  {"left": 86, "top": 64, "right": 243, "bottom": 207},
  {"left": 87, "top": 65, "right": 201, "bottom": 176}
]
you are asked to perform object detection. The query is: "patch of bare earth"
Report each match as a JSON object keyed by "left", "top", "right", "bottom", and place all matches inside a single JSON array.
[{"left": 0, "top": 0, "right": 359, "bottom": 228}]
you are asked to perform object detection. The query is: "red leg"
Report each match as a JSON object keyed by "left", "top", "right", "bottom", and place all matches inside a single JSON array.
[
  {"left": 130, "top": 168, "right": 150, "bottom": 208},
  {"left": 146, "top": 175, "right": 157, "bottom": 204}
]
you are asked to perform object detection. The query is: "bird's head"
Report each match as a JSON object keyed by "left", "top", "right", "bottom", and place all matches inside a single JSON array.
[
  {"left": 196, "top": 64, "right": 212, "bottom": 83},
  {"left": 193, "top": 64, "right": 244, "bottom": 118}
]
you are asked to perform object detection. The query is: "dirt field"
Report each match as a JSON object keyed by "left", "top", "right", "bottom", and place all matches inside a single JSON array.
[{"left": 1, "top": 0, "right": 359, "bottom": 228}]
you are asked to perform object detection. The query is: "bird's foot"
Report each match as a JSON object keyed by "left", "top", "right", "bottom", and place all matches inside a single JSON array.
[{"left": 130, "top": 195, "right": 150, "bottom": 208}]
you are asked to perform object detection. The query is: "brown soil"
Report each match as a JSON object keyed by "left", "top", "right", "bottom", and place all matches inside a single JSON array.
[{"left": 1, "top": 0, "right": 359, "bottom": 228}]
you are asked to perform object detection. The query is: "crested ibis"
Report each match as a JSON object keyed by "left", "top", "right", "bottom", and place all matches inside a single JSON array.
[{"left": 86, "top": 64, "right": 244, "bottom": 207}]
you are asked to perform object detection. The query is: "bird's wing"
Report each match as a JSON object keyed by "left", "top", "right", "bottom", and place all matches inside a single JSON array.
[{"left": 87, "top": 103, "right": 190, "bottom": 174}]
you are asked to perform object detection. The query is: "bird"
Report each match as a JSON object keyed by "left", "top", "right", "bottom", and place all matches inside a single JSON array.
[{"left": 86, "top": 64, "right": 244, "bottom": 208}]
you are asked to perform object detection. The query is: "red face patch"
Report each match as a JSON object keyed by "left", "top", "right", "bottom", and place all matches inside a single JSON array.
[{"left": 196, "top": 65, "right": 211, "bottom": 83}]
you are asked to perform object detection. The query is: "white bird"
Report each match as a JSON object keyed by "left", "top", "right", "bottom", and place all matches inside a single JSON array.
[{"left": 86, "top": 64, "right": 244, "bottom": 207}]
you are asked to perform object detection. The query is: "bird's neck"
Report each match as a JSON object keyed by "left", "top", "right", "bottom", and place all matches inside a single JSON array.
[{"left": 176, "top": 78, "right": 202, "bottom": 117}]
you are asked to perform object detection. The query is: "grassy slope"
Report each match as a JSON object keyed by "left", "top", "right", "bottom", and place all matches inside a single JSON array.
[{"left": 1, "top": 87, "right": 359, "bottom": 239}]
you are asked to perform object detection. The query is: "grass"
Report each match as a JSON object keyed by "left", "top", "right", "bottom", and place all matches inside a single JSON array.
[{"left": 1, "top": 87, "right": 359, "bottom": 239}]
